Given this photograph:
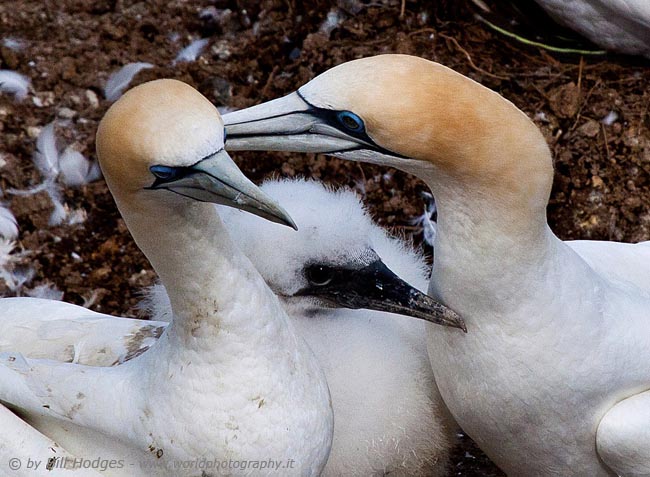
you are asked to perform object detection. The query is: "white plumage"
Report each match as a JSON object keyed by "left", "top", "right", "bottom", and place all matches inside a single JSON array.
[
  {"left": 145, "top": 178, "right": 457, "bottom": 476},
  {"left": 0, "top": 79, "right": 333, "bottom": 476},
  {"left": 0, "top": 178, "right": 457, "bottom": 476},
  {"left": 533, "top": 0, "right": 650, "bottom": 58},
  {"left": 222, "top": 54, "right": 650, "bottom": 476}
]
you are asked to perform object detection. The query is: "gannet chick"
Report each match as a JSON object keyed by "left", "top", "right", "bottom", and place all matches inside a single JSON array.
[
  {"left": 221, "top": 54, "right": 650, "bottom": 476},
  {"left": 142, "top": 178, "right": 458, "bottom": 476},
  {"left": 0, "top": 79, "right": 333, "bottom": 476}
]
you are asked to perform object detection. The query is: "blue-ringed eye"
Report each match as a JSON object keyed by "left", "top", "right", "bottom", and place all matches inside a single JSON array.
[
  {"left": 150, "top": 165, "right": 180, "bottom": 181},
  {"left": 337, "top": 111, "right": 364, "bottom": 132}
]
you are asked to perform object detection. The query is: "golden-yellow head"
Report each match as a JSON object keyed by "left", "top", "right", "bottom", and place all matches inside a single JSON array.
[
  {"left": 95, "top": 79, "right": 295, "bottom": 228},
  {"left": 224, "top": 54, "right": 551, "bottom": 184}
]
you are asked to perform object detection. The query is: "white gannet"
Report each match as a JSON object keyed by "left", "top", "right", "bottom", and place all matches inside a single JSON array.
[
  {"left": 221, "top": 54, "right": 650, "bottom": 476},
  {"left": 0, "top": 178, "right": 463, "bottom": 476},
  {"left": 0, "top": 79, "right": 334, "bottom": 476},
  {"left": 532, "top": 0, "right": 650, "bottom": 58},
  {"left": 0, "top": 403, "right": 102, "bottom": 477}
]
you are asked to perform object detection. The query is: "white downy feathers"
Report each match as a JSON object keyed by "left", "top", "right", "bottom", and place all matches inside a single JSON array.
[
  {"left": 0, "top": 70, "right": 30, "bottom": 101},
  {"left": 9, "top": 122, "right": 97, "bottom": 226},
  {"left": 104, "top": 62, "right": 153, "bottom": 101},
  {"left": 33, "top": 122, "right": 101, "bottom": 188}
]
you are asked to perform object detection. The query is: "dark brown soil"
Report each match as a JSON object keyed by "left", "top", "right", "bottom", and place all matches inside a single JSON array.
[{"left": 1, "top": 1, "right": 649, "bottom": 475}]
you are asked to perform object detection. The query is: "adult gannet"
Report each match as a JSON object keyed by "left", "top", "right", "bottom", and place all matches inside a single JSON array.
[
  {"left": 1, "top": 178, "right": 462, "bottom": 476},
  {"left": 0, "top": 79, "right": 334, "bottom": 476},
  {"left": 0, "top": 403, "right": 101, "bottom": 477},
  {"left": 533, "top": 0, "right": 650, "bottom": 58},
  {"left": 221, "top": 54, "right": 650, "bottom": 476}
]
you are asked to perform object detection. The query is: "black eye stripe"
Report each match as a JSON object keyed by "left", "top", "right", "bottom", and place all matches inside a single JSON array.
[
  {"left": 306, "top": 265, "right": 334, "bottom": 286},
  {"left": 337, "top": 111, "right": 364, "bottom": 132}
]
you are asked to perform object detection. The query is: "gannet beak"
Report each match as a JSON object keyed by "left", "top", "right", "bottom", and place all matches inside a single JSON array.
[
  {"left": 148, "top": 149, "right": 297, "bottom": 230},
  {"left": 297, "top": 259, "right": 466, "bottom": 332},
  {"left": 224, "top": 92, "right": 396, "bottom": 158}
]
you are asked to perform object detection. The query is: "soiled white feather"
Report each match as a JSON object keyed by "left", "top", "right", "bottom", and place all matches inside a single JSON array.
[
  {"left": 33, "top": 123, "right": 59, "bottom": 180},
  {"left": 0, "top": 70, "right": 30, "bottom": 101},
  {"left": 172, "top": 38, "right": 209, "bottom": 65},
  {"left": 0, "top": 205, "right": 18, "bottom": 240},
  {"left": 104, "top": 62, "right": 153, "bottom": 102}
]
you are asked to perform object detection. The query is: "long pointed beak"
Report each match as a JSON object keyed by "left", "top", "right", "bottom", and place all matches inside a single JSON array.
[
  {"left": 224, "top": 92, "right": 361, "bottom": 153},
  {"left": 297, "top": 259, "right": 466, "bottom": 332},
  {"left": 148, "top": 149, "right": 297, "bottom": 229}
]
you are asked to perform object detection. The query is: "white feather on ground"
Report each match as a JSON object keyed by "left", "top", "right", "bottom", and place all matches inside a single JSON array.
[
  {"left": 33, "top": 123, "right": 59, "bottom": 180},
  {"left": 59, "top": 146, "right": 102, "bottom": 187},
  {"left": 104, "top": 62, "right": 154, "bottom": 101},
  {"left": 1, "top": 38, "right": 25, "bottom": 51},
  {"left": 8, "top": 123, "right": 97, "bottom": 227},
  {"left": 0, "top": 70, "right": 30, "bottom": 101},
  {"left": 172, "top": 38, "right": 209, "bottom": 65},
  {"left": 0, "top": 239, "right": 33, "bottom": 294},
  {"left": 0, "top": 205, "right": 18, "bottom": 240}
]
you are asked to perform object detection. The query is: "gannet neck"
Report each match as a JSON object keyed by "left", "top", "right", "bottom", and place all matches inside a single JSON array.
[{"left": 117, "top": 194, "right": 272, "bottom": 338}]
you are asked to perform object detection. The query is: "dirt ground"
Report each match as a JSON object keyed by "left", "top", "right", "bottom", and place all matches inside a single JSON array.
[{"left": 1, "top": 1, "right": 649, "bottom": 475}]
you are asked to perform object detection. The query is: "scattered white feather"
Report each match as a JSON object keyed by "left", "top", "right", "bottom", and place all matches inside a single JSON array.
[
  {"left": 6, "top": 182, "right": 49, "bottom": 196},
  {"left": 172, "top": 38, "right": 209, "bottom": 65},
  {"left": 104, "top": 62, "right": 154, "bottom": 101},
  {"left": 59, "top": 146, "right": 101, "bottom": 187},
  {"left": 602, "top": 111, "right": 619, "bottom": 126},
  {"left": 2, "top": 38, "right": 25, "bottom": 51},
  {"left": 320, "top": 9, "right": 345, "bottom": 35},
  {"left": 411, "top": 192, "right": 438, "bottom": 247},
  {"left": 47, "top": 190, "right": 68, "bottom": 227},
  {"left": 0, "top": 239, "right": 34, "bottom": 294},
  {"left": 0, "top": 204, "right": 18, "bottom": 240},
  {"left": 66, "top": 208, "right": 87, "bottom": 226},
  {"left": 0, "top": 239, "right": 16, "bottom": 271},
  {"left": 0, "top": 70, "right": 30, "bottom": 101},
  {"left": 25, "top": 283, "right": 63, "bottom": 301},
  {"left": 33, "top": 122, "right": 59, "bottom": 180}
]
